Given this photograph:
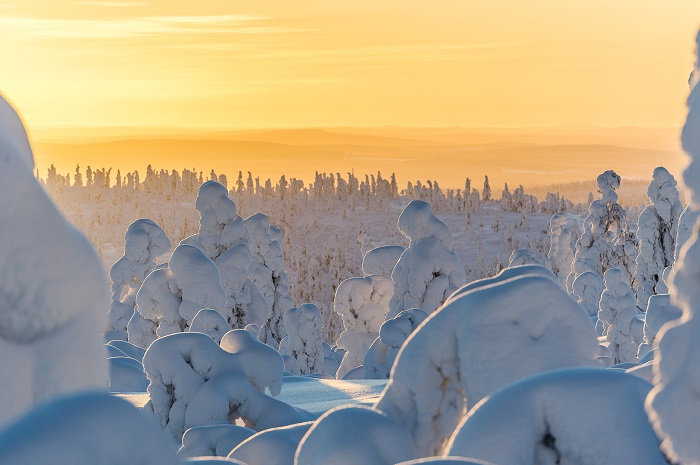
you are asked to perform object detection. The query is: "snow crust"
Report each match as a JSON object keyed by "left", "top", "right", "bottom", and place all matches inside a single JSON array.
[{"left": 375, "top": 273, "right": 599, "bottom": 456}]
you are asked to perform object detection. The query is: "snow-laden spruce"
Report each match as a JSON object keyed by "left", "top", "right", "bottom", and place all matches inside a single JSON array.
[
  {"left": 128, "top": 244, "right": 227, "bottom": 348},
  {"left": 143, "top": 331, "right": 308, "bottom": 441},
  {"left": 244, "top": 213, "right": 294, "bottom": 347},
  {"left": 108, "top": 219, "right": 171, "bottom": 341},
  {"left": 569, "top": 170, "right": 632, "bottom": 285},
  {"left": 572, "top": 271, "right": 604, "bottom": 320},
  {"left": 389, "top": 200, "right": 466, "bottom": 316},
  {"left": 362, "top": 245, "right": 405, "bottom": 277},
  {"left": 334, "top": 275, "right": 393, "bottom": 378},
  {"left": 0, "top": 393, "right": 178, "bottom": 465},
  {"left": 279, "top": 304, "right": 325, "bottom": 375},
  {"left": 375, "top": 270, "right": 599, "bottom": 456},
  {"left": 637, "top": 294, "right": 682, "bottom": 359},
  {"left": 545, "top": 213, "right": 581, "bottom": 291},
  {"left": 446, "top": 368, "right": 669, "bottom": 465},
  {"left": 182, "top": 180, "right": 251, "bottom": 261},
  {"left": 296, "top": 405, "right": 417, "bottom": 465},
  {"left": 216, "top": 244, "right": 270, "bottom": 329},
  {"left": 598, "top": 268, "right": 643, "bottom": 364},
  {"left": 0, "top": 94, "right": 108, "bottom": 426},
  {"left": 634, "top": 167, "right": 683, "bottom": 309},
  {"left": 647, "top": 33, "right": 700, "bottom": 464},
  {"left": 364, "top": 308, "right": 428, "bottom": 379}
]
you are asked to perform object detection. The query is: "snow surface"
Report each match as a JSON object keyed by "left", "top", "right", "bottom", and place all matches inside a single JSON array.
[
  {"left": 446, "top": 368, "right": 669, "bottom": 465},
  {"left": 0, "top": 94, "right": 108, "bottom": 426},
  {"left": 376, "top": 272, "right": 599, "bottom": 456}
]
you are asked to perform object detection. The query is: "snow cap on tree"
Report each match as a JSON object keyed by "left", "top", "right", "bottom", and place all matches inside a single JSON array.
[
  {"left": 397, "top": 200, "right": 454, "bottom": 251},
  {"left": 596, "top": 170, "right": 621, "bottom": 204},
  {"left": 362, "top": 245, "right": 405, "bottom": 277},
  {"left": 598, "top": 268, "right": 642, "bottom": 364},
  {"left": 572, "top": 271, "right": 604, "bottom": 318},
  {"left": 280, "top": 304, "right": 325, "bottom": 375}
]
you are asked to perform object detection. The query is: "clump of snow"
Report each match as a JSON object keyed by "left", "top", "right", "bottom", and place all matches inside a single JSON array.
[
  {"left": 364, "top": 308, "right": 429, "bottom": 379},
  {"left": 178, "top": 424, "right": 255, "bottom": 458},
  {"left": 189, "top": 309, "right": 230, "bottom": 344},
  {"left": 216, "top": 244, "right": 270, "bottom": 329},
  {"left": 375, "top": 274, "right": 599, "bottom": 456},
  {"left": 390, "top": 201, "right": 466, "bottom": 316},
  {"left": 0, "top": 392, "right": 177, "bottom": 465},
  {"left": 647, "top": 32, "right": 700, "bottom": 464},
  {"left": 334, "top": 275, "right": 393, "bottom": 379},
  {"left": 129, "top": 244, "right": 227, "bottom": 348},
  {"left": 446, "top": 368, "right": 668, "bottom": 465},
  {"left": 634, "top": 167, "right": 682, "bottom": 309},
  {"left": 545, "top": 213, "right": 581, "bottom": 291},
  {"left": 638, "top": 294, "right": 682, "bottom": 358},
  {"left": 108, "top": 219, "right": 171, "bottom": 341},
  {"left": 280, "top": 304, "right": 325, "bottom": 375},
  {"left": 183, "top": 180, "right": 251, "bottom": 261},
  {"left": 573, "top": 271, "right": 604, "bottom": 319},
  {"left": 598, "top": 268, "right": 643, "bottom": 364},
  {"left": 0, "top": 94, "right": 108, "bottom": 425},
  {"left": 362, "top": 245, "right": 405, "bottom": 277},
  {"left": 228, "top": 422, "right": 313, "bottom": 465},
  {"left": 245, "top": 213, "right": 294, "bottom": 347},
  {"left": 296, "top": 405, "right": 416, "bottom": 465},
  {"left": 219, "top": 329, "right": 285, "bottom": 392},
  {"left": 143, "top": 331, "right": 303, "bottom": 441},
  {"left": 109, "top": 355, "right": 148, "bottom": 392}
]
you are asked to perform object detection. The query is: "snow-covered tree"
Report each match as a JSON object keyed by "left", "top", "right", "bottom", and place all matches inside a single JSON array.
[
  {"left": 569, "top": 170, "right": 630, "bottom": 285},
  {"left": 128, "top": 244, "right": 227, "bottom": 348},
  {"left": 244, "top": 213, "right": 294, "bottom": 347},
  {"left": 362, "top": 245, "right": 405, "bottom": 277},
  {"left": 216, "top": 244, "right": 270, "bottom": 330},
  {"left": 637, "top": 294, "right": 682, "bottom": 359},
  {"left": 545, "top": 213, "right": 581, "bottom": 291},
  {"left": 189, "top": 308, "right": 230, "bottom": 344},
  {"left": 647, "top": 35, "right": 700, "bottom": 464},
  {"left": 375, "top": 273, "right": 599, "bottom": 456},
  {"left": 389, "top": 200, "right": 466, "bottom": 316},
  {"left": 107, "top": 219, "right": 171, "bottom": 341},
  {"left": 280, "top": 304, "right": 325, "bottom": 375},
  {"left": 182, "top": 180, "right": 250, "bottom": 261},
  {"left": 508, "top": 248, "right": 540, "bottom": 267},
  {"left": 482, "top": 175, "right": 491, "bottom": 201},
  {"left": 363, "top": 308, "right": 428, "bottom": 380},
  {"left": 598, "top": 268, "right": 643, "bottom": 364},
  {"left": 674, "top": 206, "right": 700, "bottom": 262},
  {"left": 0, "top": 95, "right": 109, "bottom": 426},
  {"left": 333, "top": 275, "right": 393, "bottom": 379},
  {"left": 634, "top": 167, "right": 683, "bottom": 309},
  {"left": 572, "top": 271, "right": 604, "bottom": 320}
]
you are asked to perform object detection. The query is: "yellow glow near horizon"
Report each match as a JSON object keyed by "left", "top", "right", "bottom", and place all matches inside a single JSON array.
[{"left": 2, "top": 0, "right": 699, "bottom": 133}]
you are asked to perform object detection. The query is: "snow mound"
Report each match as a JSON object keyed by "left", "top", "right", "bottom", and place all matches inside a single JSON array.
[
  {"left": 448, "top": 264, "right": 556, "bottom": 302},
  {"left": 219, "top": 329, "right": 285, "bottom": 394},
  {"left": 190, "top": 309, "right": 230, "bottom": 344},
  {"left": 296, "top": 405, "right": 416, "bottom": 465},
  {"left": 446, "top": 368, "right": 668, "bottom": 465},
  {"left": 281, "top": 304, "right": 325, "bottom": 375},
  {"left": 0, "top": 94, "right": 108, "bottom": 425},
  {"left": 178, "top": 424, "right": 255, "bottom": 458},
  {"left": 362, "top": 245, "right": 405, "bottom": 277},
  {"left": 228, "top": 421, "right": 313, "bottom": 465},
  {"left": 0, "top": 392, "right": 177, "bottom": 465},
  {"left": 334, "top": 275, "right": 393, "bottom": 378},
  {"left": 143, "top": 332, "right": 302, "bottom": 441},
  {"left": 573, "top": 271, "right": 604, "bottom": 318},
  {"left": 376, "top": 274, "right": 599, "bottom": 456},
  {"left": 109, "top": 356, "right": 148, "bottom": 392},
  {"left": 398, "top": 200, "right": 454, "bottom": 250},
  {"left": 508, "top": 248, "right": 540, "bottom": 266}
]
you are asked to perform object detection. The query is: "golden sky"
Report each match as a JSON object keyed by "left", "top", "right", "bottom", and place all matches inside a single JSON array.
[{"left": 2, "top": 0, "right": 700, "bottom": 132}]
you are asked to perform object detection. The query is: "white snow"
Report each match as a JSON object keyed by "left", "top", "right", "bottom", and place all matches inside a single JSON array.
[
  {"left": 189, "top": 309, "right": 230, "bottom": 344},
  {"left": 280, "top": 304, "right": 325, "bottom": 375},
  {"left": 598, "top": 268, "right": 643, "bottom": 363},
  {"left": 638, "top": 294, "right": 682, "bottom": 358},
  {"left": 228, "top": 422, "right": 313, "bottom": 465},
  {"left": 178, "top": 424, "right": 255, "bottom": 458},
  {"left": 375, "top": 272, "right": 599, "bottom": 456},
  {"left": 0, "top": 94, "right": 109, "bottom": 426},
  {"left": 446, "top": 368, "right": 668, "bottom": 465},
  {"left": 362, "top": 245, "right": 405, "bottom": 277}
]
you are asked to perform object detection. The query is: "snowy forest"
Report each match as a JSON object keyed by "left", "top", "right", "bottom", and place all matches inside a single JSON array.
[{"left": 4, "top": 22, "right": 700, "bottom": 465}]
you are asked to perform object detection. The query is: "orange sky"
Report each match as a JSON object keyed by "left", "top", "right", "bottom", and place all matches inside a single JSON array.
[{"left": 2, "top": 1, "right": 700, "bottom": 132}]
